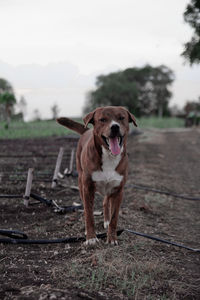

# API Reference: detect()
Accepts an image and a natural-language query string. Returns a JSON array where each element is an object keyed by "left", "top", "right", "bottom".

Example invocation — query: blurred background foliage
[
  {"left": 83, "top": 65, "right": 174, "bottom": 118},
  {"left": 182, "top": 0, "right": 200, "bottom": 64}
]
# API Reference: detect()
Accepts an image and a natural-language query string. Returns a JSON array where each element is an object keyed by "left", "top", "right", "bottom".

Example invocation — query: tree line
[{"left": 84, "top": 65, "right": 174, "bottom": 117}]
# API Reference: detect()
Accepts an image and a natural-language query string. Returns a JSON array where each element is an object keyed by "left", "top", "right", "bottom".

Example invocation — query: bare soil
[{"left": 0, "top": 128, "right": 200, "bottom": 300}]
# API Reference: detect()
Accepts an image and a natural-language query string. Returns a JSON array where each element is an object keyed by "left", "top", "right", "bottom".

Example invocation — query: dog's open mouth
[{"left": 102, "top": 135, "right": 123, "bottom": 156}]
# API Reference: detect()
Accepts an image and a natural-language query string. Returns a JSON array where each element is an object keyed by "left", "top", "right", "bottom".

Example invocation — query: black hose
[
  {"left": 0, "top": 229, "right": 199, "bottom": 252},
  {"left": 126, "top": 184, "right": 200, "bottom": 201},
  {"left": 125, "top": 229, "right": 200, "bottom": 252},
  {"left": 0, "top": 230, "right": 121, "bottom": 244}
]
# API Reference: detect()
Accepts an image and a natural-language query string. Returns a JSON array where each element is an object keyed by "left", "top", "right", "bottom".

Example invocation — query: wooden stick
[
  {"left": 24, "top": 168, "right": 34, "bottom": 207},
  {"left": 52, "top": 147, "right": 64, "bottom": 188},
  {"left": 69, "top": 148, "right": 75, "bottom": 174},
  {"left": 64, "top": 148, "right": 75, "bottom": 175}
]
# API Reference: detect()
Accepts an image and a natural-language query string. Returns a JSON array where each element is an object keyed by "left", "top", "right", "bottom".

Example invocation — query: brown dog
[{"left": 57, "top": 106, "right": 137, "bottom": 245}]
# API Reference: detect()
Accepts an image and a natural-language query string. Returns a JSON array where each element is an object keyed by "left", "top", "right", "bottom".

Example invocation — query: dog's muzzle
[{"left": 102, "top": 124, "right": 123, "bottom": 156}]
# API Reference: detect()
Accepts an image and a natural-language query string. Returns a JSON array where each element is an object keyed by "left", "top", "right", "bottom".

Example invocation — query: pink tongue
[{"left": 109, "top": 137, "right": 121, "bottom": 155}]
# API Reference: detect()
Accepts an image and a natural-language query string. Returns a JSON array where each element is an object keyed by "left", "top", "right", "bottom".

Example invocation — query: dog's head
[{"left": 84, "top": 106, "right": 137, "bottom": 156}]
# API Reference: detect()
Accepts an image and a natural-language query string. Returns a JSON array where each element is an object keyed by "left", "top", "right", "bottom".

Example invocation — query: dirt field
[{"left": 0, "top": 128, "right": 200, "bottom": 300}]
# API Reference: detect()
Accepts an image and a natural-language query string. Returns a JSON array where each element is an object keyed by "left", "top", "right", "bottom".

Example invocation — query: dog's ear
[
  {"left": 127, "top": 111, "right": 137, "bottom": 127},
  {"left": 83, "top": 111, "right": 95, "bottom": 127}
]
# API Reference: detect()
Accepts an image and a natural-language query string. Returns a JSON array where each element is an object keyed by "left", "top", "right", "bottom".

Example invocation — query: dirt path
[{"left": 0, "top": 129, "right": 200, "bottom": 299}]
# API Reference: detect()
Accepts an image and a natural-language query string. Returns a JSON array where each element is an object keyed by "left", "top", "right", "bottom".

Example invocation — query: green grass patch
[
  {"left": 138, "top": 117, "right": 184, "bottom": 129},
  {"left": 0, "top": 117, "right": 185, "bottom": 139},
  {"left": 0, "top": 119, "right": 82, "bottom": 139}
]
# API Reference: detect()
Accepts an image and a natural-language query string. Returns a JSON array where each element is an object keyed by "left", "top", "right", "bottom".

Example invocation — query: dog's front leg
[
  {"left": 82, "top": 177, "right": 98, "bottom": 245},
  {"left": 103, "top": 196, "right": 110, "bottom": 229},
  {"left": 107, "top": 188, "right": 123, "bottom": 245}
]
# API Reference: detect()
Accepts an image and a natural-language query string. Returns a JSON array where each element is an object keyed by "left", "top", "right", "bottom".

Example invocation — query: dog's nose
[
  {"left": 111, "top": 124, "right": 120, "bottom": 131},
  {"left": 111, "top": 124, "right": 120, "bottom": 135}
]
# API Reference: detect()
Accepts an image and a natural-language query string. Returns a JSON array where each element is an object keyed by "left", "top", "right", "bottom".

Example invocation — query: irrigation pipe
[
  {"left": 0, "top": 229, "right": 199, "bottom": 252},
  {"left": 126, "top": 184, "right": 200, "bottom": 201}
]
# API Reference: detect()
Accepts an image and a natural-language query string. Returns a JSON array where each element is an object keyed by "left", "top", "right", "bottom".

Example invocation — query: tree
[
  {"left": 51, "top": 103, "right": 60, "bottom": 119},
  {"left": 0, "top": 92, "right": 16, "bottom": 128},
  {"left": 84, "top": 71, "right": 139, "bottom": 114},
  {"left": 83, "top": 65, "right": 174, "bottom": 117},
  {"left": 0, "top": 78, "right": 16, "bottom": 128},
  {"left": 0, "top": 78, "right": 14, "bottom": 94},
  {"left": 32, "top": 109, "right": 41, "bottom": 121},
  {"left": 145, "top": 65, "right": 174, "bottom": 117},
  {"left": 182, "top": 0, "right": 200, "bottom": 64},
  {"left": 17, "top": 95, "right": 27, "bottom": 120}
]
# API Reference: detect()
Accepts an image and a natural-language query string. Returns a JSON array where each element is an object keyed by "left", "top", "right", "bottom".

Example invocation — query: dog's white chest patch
[{"left": 92, "top": 147, "right": 123, "bottom": 196}]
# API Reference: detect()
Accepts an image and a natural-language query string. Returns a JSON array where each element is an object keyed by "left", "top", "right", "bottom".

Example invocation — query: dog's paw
[
  {"left": 106, "top": 238, "right": 118, "bottom": 246},
  {"left": 104, "top": 221, "right": 110, "bottom": 229},
  {"left": 85, "top": 237, "right": 99, "bottom": 246},
  {"left": 107, "top": 233, "right": 118, "bottom": 245},
  {"left": 110, "top": 239, "right": 118, "bottom": 246}
]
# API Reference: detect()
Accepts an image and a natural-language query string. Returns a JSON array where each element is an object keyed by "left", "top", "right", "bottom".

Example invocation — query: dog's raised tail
[{"left": 57, "top": 117, "right": 89, "bottom": 135}]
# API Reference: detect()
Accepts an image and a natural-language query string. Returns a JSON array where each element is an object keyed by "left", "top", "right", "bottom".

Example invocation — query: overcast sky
[{"left": 0, "top": 0, "right": 199, "bottom": 120}]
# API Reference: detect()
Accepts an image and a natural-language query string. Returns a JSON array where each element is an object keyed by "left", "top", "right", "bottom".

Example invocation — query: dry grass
[{"left": 46, "top": 242, "right": 185, "bottom": 299}]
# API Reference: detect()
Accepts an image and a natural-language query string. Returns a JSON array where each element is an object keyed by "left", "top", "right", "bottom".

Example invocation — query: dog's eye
[
  {"left": 119, "top": 116, "right": 125, "bottom": 121},
  {"left": 100, "top": 118, "right": 106, "bottom": 123}
]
